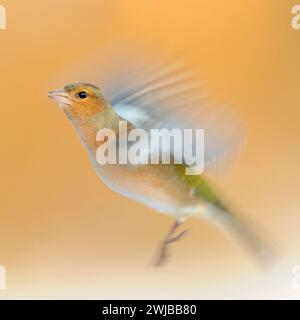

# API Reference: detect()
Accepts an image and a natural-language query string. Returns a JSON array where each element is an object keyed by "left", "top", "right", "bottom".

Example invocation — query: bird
[{"left": 48, "top": 58, "right": 273, "bottom": 268}]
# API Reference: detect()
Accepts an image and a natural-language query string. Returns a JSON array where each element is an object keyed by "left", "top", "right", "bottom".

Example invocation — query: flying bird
[{"left": 48, "top": 56, "right": 273, "bottom": 267}]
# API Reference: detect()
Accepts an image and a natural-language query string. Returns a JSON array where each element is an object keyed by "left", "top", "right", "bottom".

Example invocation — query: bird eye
[{"left": 77, "top": 91, "right": 88, "bottom": 99}]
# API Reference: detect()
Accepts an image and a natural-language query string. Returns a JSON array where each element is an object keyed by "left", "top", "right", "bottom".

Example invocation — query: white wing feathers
[
  {"left": 61, "top": 44, "right": 246, "bottom": 172},
  {"left": 99, "top": 52, "right": 246, "bottom": 171}
]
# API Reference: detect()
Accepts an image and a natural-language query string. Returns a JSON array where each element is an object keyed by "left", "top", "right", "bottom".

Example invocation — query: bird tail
[{"left": 199, "top": 205, "right": 276, "bottom": 269}]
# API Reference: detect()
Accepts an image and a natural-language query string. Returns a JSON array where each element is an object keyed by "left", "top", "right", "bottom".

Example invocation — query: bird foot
[
  {"left": 167, "top": 229, "right": 190, "bottom": 243},
  {"left": 153, "top": 223, "right": 190, "bottom": 267}
]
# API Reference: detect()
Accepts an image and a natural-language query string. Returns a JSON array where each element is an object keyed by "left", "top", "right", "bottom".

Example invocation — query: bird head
[{"left": 48, "top": 83, "right": 110, "bottom": 123}]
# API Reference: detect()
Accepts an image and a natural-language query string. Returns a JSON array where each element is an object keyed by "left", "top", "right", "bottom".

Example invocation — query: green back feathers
[{"left": 174, "top": 164, "right": 225, "bottom": 209}]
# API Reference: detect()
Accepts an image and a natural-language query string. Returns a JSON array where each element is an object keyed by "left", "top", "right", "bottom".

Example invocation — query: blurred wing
[
  {"left": 52, "top": 43, "right": 246, "bottom": 172},
  {"left": 100, "top": 52, "right": 246, "bottom": 171}
]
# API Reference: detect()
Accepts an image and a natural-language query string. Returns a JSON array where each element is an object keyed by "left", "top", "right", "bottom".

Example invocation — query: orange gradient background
[{"left": 0, "top": 0, "right": 299, "bottom": 299}]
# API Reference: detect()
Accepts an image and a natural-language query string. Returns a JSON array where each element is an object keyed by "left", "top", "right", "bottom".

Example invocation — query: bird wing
[
  {"left": 99, "top": 51, "right": 246, "bottom": 172},
  {"left": 59, "top": 43, "right": 246, "bottom": 172}
]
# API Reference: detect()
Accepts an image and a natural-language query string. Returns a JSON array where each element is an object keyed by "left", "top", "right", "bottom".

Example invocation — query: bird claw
[
  {"left": 153, "top": 226, "right": 190, "bottom": 267},
  {"left": 167, "top": 228, "right": 190, "bottom": 243},
  {"left": 154, "top": 247, "right": 170, "bottom": 267}
]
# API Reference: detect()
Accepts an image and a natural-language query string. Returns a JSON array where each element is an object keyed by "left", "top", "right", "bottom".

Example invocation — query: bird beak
[{"left": 48, "top": 89, "right": 70, "bottom": 107}]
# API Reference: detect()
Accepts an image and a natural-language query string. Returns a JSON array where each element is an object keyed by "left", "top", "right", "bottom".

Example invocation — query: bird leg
[{"left": 154, "top": 219, "right": 190, "bottom": 267}]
